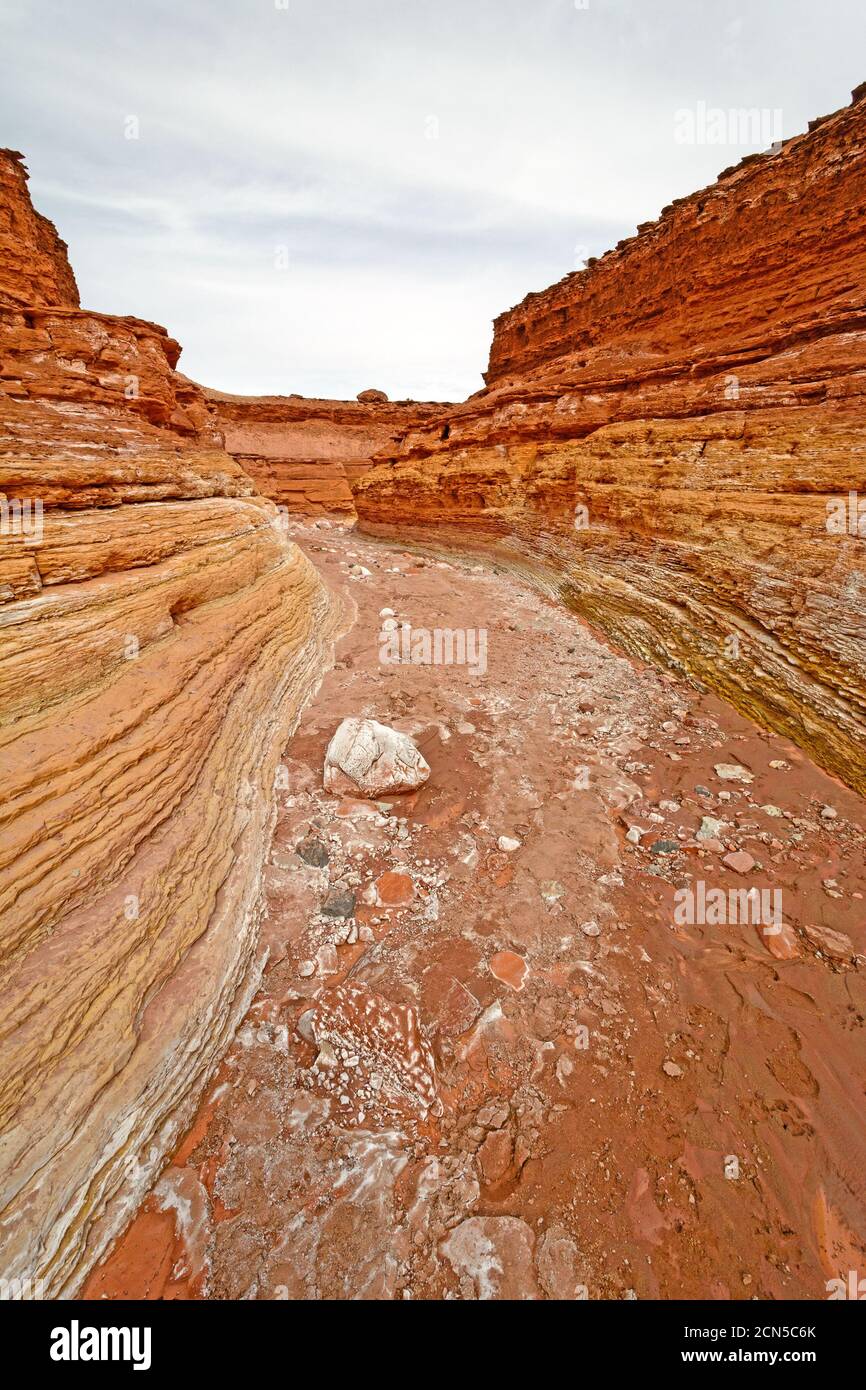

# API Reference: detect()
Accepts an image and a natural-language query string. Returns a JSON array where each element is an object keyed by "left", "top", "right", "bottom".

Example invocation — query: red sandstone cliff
[
  {"left": 202, "top": 385, "right": 448, "bottom": 518},
  {"left": 0, "top": 151, "right": 339, "bottom": 1294},
  {"left": 0, "top": 149, "right": 79, "bottom": 309},
  {"left": 354, "top": 85, "right": 866, "bottom": 796}
]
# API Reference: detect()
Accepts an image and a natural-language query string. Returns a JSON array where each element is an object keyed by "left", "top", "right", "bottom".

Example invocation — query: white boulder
[{"left": 323, "top": 718, "right": 430, "bottom": 798}]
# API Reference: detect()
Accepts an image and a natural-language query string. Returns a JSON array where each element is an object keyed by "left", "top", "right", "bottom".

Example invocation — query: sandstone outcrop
[
  {"left": 0, "top": 149, "right": 79, "bottom": 309},
  {"left": 202, "top": 385, "right": 446, "bottom": 519},
  {"left": 0, "top": 151, "right": 339, "bottom": 1294},
  {"left": 354, "top": 87, "right": 866, "bottom": 796}
]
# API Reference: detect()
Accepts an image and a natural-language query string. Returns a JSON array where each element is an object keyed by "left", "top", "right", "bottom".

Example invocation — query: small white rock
[
  {"left": 714, "top": 763, "right": 754, "bottom": 784},
  {"left": 498, "top": 835, "right": 521, "bottom": 853}
]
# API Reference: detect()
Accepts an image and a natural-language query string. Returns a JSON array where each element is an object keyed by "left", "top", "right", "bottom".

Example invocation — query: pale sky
[{"left": 2, "top": 0, "right": 864, "bottom": 401}]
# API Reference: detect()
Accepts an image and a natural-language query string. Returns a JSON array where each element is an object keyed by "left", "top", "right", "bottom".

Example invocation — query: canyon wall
[
  {"left": 203, "top": 386, "right": 446, "bottom": 518},
  {"left": 354, "top": 87, "right": 866, "bottom": 795},
  {"left": 0, "top": 148, "right": 79, "bottom": 310},
  {"left": 0, "top": 152, "right": 339, "bottom": 1294}
]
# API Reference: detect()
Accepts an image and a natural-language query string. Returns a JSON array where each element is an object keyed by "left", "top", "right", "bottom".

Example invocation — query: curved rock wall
[
  {"left": 0, "top": 158, "right": 339, "bottom": 1294},
  {"left": 354, "top": 87, "right": 866, "bottom": 796}
]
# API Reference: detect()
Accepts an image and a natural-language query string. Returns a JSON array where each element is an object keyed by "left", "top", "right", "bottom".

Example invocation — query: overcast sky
[{"left": 2, "top": 0, "right": 864, "bottom": 401}]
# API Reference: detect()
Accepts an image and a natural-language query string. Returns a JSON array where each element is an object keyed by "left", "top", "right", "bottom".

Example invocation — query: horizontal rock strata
[
  {"left": 202, "top": 386, "right": 446, "bottom": 518},
  {"left": 354, "top": 88, "right": 866, "bottom": 795},
  {"left": 0, "top": 151, "right": 339, "bottom": 1294}
]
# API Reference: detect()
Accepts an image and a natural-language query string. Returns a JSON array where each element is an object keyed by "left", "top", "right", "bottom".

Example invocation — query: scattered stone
[
  {"left": 662, "top": 1060, "right": 683, "bottom": 1078},
  {"left": 714, "top": 763, "right": 754, "bottom": 784},
  {"left": 801, "top": 923, "right": 855, "bottom": 960},
  {"left": 296, "top": 1008, "right": 317, "bottom": 1041},
  {"left": 556, "top": 1053, "right": 575, "bottom": 1086},
  {"left": 477, "top": 1126, "right": 513, "bottom": 1185},
  {"left": 625, "top": 826, "right": 643, "bottom": 844},
  {"left": 535, "top": 1226, "right": 586, "bottom": 1300},
  {"left": 322, "top": 889, "right": 356, "bottom": 919},
  {"left": 316, "top": 943, "right": 339, "bottom": 975},
  {"left": 324, "top": 717, "right": 430, "bottom": 797},
  {"left": 434, "top": 978, "right": 481, "bottom": 1036},
  {"left": 760, "top": 805, "right": 783, "bottom": 818},
  {"left": 697, "top": 816, "right": 726, "bottom": 840},
  {"left": 722, "top": 851, "right": 755, "bottom": 874},
  {"left": 296, "top": 837, "right": 329, "bottom": 867},
  {"left": 580, "top": 920, "right": 601, "bottom": 937},
  {"left": 769, "top": 759, "right": 790, "bottom": 770},
  {"left": 489, "top": 950, "right": 528, "bottom": 991},
  {"left": 649, "top": 840, "right": 680, "bottom": 855},
  {"left": 372, "top": 870, "right": 414, "bottom": 906},
  {"left": 306, "top": 981, "right": 436, "bottom": 1114},
  {"left": 440, "top": 1217, "right": 539, "bottom": 1300},
  {"left": 497, "top": 835, "right": 521, "bottom": 852},
  {"left": 820, "top": 805, "right": 838, "bottom": 821},
  {"left": 540, "top": 880, "right": 566, "bottom": 904},
  {"left": 298, "top": 960, "right": 316, "bottom": 978},
  {"left": 758, "top": 920, "right": 801, "bottom": 961}
]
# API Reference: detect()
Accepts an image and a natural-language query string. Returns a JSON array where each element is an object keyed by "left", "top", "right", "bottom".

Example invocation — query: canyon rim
[{"left": 1, "top": 0, "right": 866, "bottom": 1351}]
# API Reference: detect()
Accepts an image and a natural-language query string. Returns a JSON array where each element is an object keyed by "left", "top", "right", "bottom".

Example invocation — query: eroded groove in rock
[
  {"left": 353, "top": 89, "right": 866, "bottom": 795},
  {"left": 0, "top": 151, "right": 340, "bottom": 1295}
]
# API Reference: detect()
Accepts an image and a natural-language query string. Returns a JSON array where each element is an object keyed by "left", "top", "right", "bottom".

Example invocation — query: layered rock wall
[
  {"left": 354, "top": 88, "right": 866, "bottom": 795},
  {"left": 0, "top": 153, "right": 338, "bottom": 1294},
  {"left": 203, "top": 386, "right": 446, "bottom": 518},
  {"left": 0, "top": 149, "right": 79, "bottom": 309}
]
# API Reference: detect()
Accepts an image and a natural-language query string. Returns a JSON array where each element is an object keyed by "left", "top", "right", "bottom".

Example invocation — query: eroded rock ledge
[
  {"left": 202, "top": 385, "right": 447, "bottom": 519},
  {"left": 354, "top": 87, "right": 866, "bottom": 795},
  {"left": 0, "top": 152, "right": 339, "bottom": 1293}
]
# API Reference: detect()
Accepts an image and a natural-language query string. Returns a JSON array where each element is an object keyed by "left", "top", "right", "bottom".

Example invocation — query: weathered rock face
[
  {"left": 202, "top": 386, "right": 447, "bottom": 518},
  {"left": 354, "top": 88, "right": 866, "bottom": 795},
  {"left": 0, "top": 149, "right": 79, "bottom": 309},
  {"left": 0, "top": 156, "right": 339, "bottom": 1294}
]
